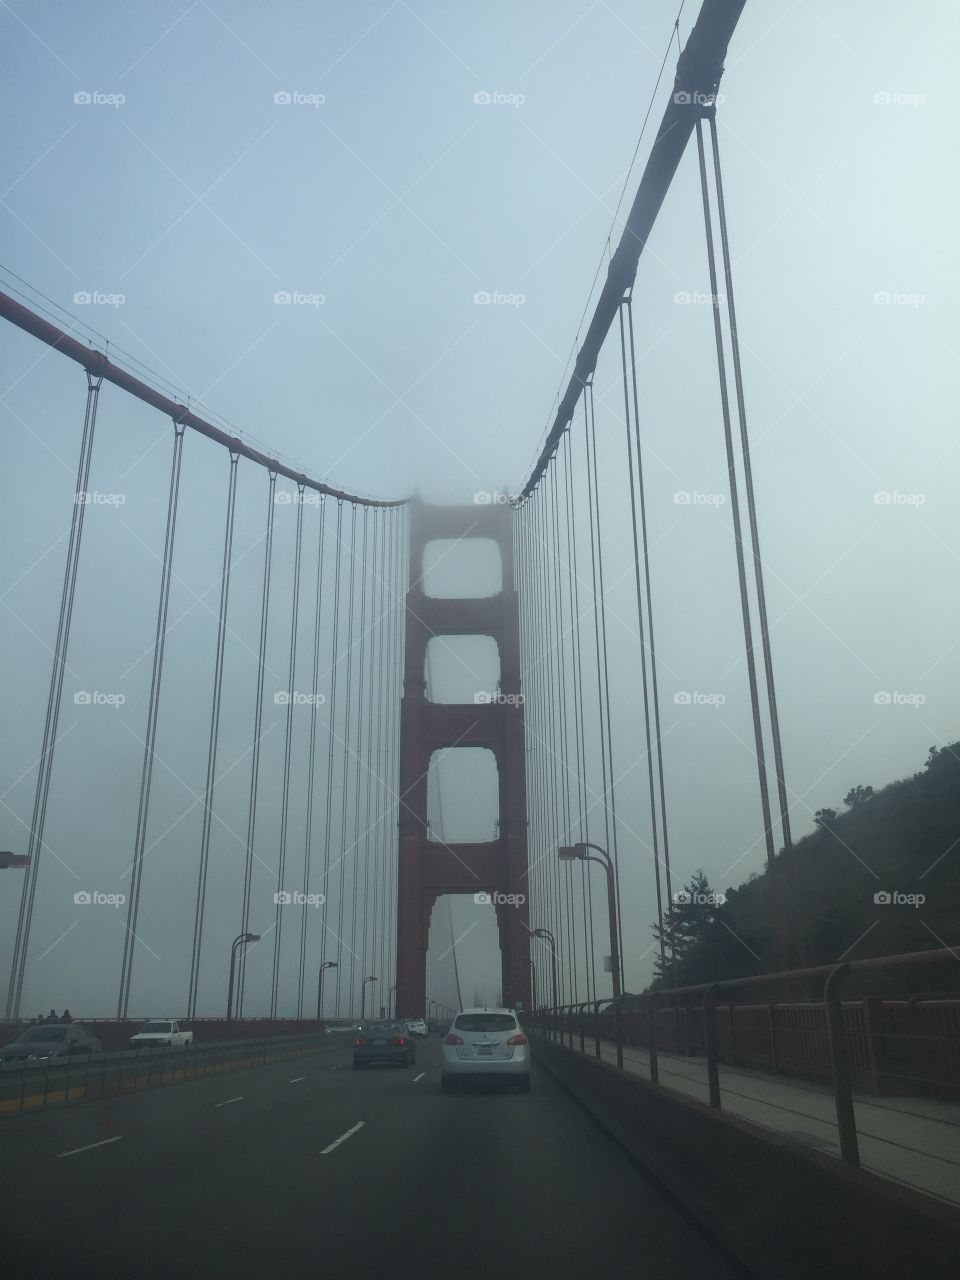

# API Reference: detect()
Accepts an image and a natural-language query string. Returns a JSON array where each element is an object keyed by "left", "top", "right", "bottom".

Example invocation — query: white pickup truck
[{"left": 128, "top": 1020, "right": 193, "bottom": 1050}]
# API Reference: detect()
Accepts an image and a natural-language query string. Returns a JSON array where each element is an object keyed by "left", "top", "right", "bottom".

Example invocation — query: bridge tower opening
[{"left": 395, "top": 500, "right": 531, "bottom": 1017}]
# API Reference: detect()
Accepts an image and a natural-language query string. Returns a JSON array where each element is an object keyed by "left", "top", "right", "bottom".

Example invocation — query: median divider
[
  {"left": 531, "top": 1033, "right": 960, "bottom": 1280},
  {"left": 0, "top": 1032, "right": 353, "bottom": 1116}
]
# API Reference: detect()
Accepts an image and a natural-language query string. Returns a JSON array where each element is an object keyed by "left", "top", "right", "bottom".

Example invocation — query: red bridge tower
[{"left": 395, "top": 500, "right": 531, "bottom": 1016}]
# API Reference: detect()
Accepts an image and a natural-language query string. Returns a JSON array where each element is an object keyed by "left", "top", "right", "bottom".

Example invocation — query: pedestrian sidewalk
[{"left": 575, "top": 1036, "right": 960, "bottom": 1205}]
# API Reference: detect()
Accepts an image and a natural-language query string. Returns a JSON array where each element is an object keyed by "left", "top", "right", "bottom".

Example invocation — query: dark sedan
[
  {"left": 353, "top": 1022, "right": 416, "bottom": 1069},
  {"left": 0, "top": 1024, "right": 101, "bottom": 1065}
]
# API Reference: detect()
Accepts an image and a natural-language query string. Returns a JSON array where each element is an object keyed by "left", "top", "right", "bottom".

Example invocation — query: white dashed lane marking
[
  {"left": 215, "top": 1096, "right": 244, "bottom": 1108},
  {"left": 57, "top": 1136, "right": 123, "bottom": 1159},
  {"left": 413, "top": 1072, "right": 425, "bottom": 1082},
  {"left": 320, "top": 1121, "right": 365, "bottom": 1155},
  {"left": 289, "top": 1077, "right": 305, "bottom": 1083}
]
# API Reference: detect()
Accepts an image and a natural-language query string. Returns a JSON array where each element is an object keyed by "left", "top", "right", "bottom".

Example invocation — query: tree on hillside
[
  {"left": 652, "top": 869, "right": 728, "bottom": 985},
  {"left": 844, "top": 784, "right": 875, "bottom": 807},
  {"left": 814, "top": 808, "right": 838, "bottom": 828}
]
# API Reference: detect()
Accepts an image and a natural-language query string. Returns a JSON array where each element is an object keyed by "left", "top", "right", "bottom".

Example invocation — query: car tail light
[
  {"left": 507, "top": 1033, "right": 528, "bottom": 1046},
  {"left": 354, "top": 1038, "right": 368, "bottom": 1047},
  {"left": 390, "top": 1037, "right": 408, "bottom": 1046},
  {"left": 443, "top": 1032, "right": 464, "bottom": 1045}
]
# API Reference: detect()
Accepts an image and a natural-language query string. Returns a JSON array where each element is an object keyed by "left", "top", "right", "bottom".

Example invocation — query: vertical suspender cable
[
  {"left": 626, "top": 294, "right": 677, "bottom": 978},
  {"left": 363, "top": 510, "right": 385, "bottom": 989},
  {"left": 695, "top": 115, "right": 783, "bottom": 964},
  {"left": 187, "top": 450, "right": 239, "bottom": 1018},
  {"left": 319, "top": 502, "right": 345, "bottom": 998},
  {"left": 618, "top": 300, "right": 668, "bottom": 977},
  {"left": 535, "top": 489, "right": 560, "bottom": 997},
  {"left": 271, "top": 484, "right": 306, "bottom": 1018},
  {"left": 349, "top": 509, "right": 370, "bottom": 1008},
  {"left": 550, "top": 455, "right": 577, "bottom": 1004},
  {"left": 563, "top": 427, "right": 596, "bottom": 1004},
  {"left": 118, "top": 417, "right": 187, "bottom": 1020},
  {"left": 585, "top": 382, "right": 626, "bottom": 993},
  {"left": 237, "top": 470, "right": 278, "bottom": 1014},
  {"left": 528, "top": 496, "right": 546, "bottom": 972},
  {"left": 335, "top": 505, "right": 358, "bottom": 1016},
  {"left": 297, "top": 497, "right": 327, "bottom": 1018},
  {"left": 376, "top": 509, "right": 394, "bottom": 994},
  {"left": 6, "top": 369, "right": 104, "bottom": 1020},
  {"left": 708, "top": 111, "right": 803, "bottom": 967}
]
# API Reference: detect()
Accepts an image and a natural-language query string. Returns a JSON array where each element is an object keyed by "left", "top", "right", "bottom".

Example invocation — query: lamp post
[
  {"left": 360, "top": 975, "right": 377, "bottom": 1022},
  {"left": 559, "top": 843, "right": 621, "bottom": 999},
  {"left": 388, "top": 984, "right": 397, "bottom": 1018},
  {"left": 317, "top": 960, "right": 338, "bottom": 1022},
  {"left": 529, "top": 958, "right": 538, "bottom": 1011},
  {"left": 531, "top": 927, "right": 559, "bottom": 1010},
  {"left": 227, "top": 933, "right": 260, "bottom": 1020}
]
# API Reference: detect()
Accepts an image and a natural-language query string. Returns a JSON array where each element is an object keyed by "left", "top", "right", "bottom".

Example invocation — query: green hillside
[{"left": 649, "top": 742, "right": 960, "bottom": 996}]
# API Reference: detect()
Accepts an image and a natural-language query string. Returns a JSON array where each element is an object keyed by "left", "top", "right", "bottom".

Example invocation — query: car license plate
[
  {"left": 373, "top": 1039, "right": 387, "bottom": 1046},
  {"left": 478, "top": 1046, "right": 493, "bottom": 1056}
]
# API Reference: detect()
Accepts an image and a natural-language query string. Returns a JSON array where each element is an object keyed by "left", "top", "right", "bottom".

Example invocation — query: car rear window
[{"left": 454, "top": 1014, "right": 517, "bottom": 1032}]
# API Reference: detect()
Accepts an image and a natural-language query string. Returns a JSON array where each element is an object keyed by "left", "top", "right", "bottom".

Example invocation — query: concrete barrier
[{"left": 533, "top": 1035, "right": 960, "bottom": 1280}]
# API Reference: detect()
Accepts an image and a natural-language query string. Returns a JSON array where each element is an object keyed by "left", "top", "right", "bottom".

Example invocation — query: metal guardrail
[
  {"left": 0, "top": 1030, "right": 335, "bottom": 1117},
  {"left": 526, "top": 946, "right": 960, "bottom": 1169}
]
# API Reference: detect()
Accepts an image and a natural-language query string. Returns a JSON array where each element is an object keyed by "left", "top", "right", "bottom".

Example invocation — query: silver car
[{"left": 440, "top": 1008, "right": 530, "bottom": 1093}]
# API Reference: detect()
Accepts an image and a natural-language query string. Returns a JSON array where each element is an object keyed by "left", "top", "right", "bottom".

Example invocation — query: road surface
[{"left": 1, "top": 1036, "right": 745, "bottom": 1279}]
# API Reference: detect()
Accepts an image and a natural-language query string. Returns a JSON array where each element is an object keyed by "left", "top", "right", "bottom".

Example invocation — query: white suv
[{"left": 440, "top": 1008, "right": 530, "bottom": 1094}]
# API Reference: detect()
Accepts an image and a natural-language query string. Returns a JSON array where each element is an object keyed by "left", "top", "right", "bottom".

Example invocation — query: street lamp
[
  {"left": 529, "top": 958, "right": 538, "bottom": 1011},
  {"left": 531, "top": 927, "right": 559, "bottom": 1010},
  {"left": 317, "top": 960, "right": 338, "bottom": 1022},
  {"left": 360, "top": 975, "right": 377, "bottom": 1022},
  {"left": 227, "top": 933, "right": 260, "bottom": 1020},
  {"left": 388, "top": 984, "right": 397, "bottom": 1017},
  {"left": 559, "top": 842, "right": 621, "bottom": 999}
]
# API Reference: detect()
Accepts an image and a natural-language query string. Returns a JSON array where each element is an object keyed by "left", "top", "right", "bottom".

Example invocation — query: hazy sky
[{"left": 2, "top": 1, "right": 959, "bottom": 1015}]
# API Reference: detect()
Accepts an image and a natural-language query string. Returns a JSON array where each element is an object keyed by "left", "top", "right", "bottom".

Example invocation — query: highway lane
[{"left": 1, "top": 1037, "right": 747, "bottom": 1280}]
